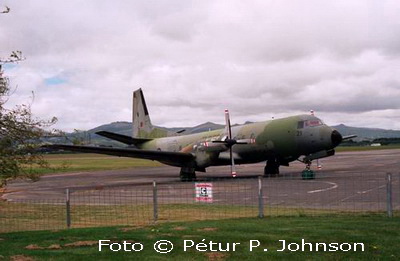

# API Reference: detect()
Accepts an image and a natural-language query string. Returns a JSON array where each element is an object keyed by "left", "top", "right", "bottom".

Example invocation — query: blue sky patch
[
  {"left": 44, "top": 76, "right": 67, "bottom": 85},
  {"left": 2, "top": 64, "right": 17, "bottom": 70}
]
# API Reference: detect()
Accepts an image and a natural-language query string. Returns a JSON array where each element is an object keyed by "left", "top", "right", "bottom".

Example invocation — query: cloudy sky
[{"left": 1, "top": 0, "right": 400, "bottom": 131}]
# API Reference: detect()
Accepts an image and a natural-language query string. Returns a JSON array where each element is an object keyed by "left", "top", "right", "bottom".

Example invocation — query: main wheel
[
  {"left": 264, "top": 159, "right": 280, "bottom": 176},
  {"left": 180, "top": 167, "right": 196, "bottom": 181}
]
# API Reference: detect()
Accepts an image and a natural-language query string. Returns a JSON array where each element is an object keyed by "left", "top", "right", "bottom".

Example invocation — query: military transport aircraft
[{"left": 45, "top": 89, "right": 355, "bottom": 181}]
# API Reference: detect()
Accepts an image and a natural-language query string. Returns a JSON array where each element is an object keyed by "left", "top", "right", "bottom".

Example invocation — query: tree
[{"left": 1, "top": 7, "right": 57, "bottom": 186}]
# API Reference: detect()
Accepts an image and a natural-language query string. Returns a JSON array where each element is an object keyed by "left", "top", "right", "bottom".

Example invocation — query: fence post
[
  {"left": 386, "top": 173, "right": 393, "bottom": 218},
  {"left": 258, "top": 176, "right": 264, "bottom": 218},
  {"left": 153, "top": 180, "right": 158, "bottom": 222},
  {"left": 65, "top": 188, "right": 71, "bottom": 228}
]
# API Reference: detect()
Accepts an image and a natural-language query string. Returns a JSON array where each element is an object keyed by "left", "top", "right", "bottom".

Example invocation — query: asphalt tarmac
[{"left": 2, "top": 149, "right": 400, "bottom": 211}]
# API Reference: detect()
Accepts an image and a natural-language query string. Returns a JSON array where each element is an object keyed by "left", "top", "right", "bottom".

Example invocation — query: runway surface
[{"left": 2, "top": 149, "right": 400, "bottom": 211}]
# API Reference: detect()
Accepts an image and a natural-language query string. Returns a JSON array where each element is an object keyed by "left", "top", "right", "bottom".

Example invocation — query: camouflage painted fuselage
[
  {"left": 45, "top": 88, "right": 344, "bottom": 179},
  {"left": 138, "top": 114, "right": 338, "bottom": 169}
]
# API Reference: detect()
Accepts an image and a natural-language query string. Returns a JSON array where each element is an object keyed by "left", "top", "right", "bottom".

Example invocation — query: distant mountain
[
  {"left": 186, "top": 122, "right": 224, "bottom": 134},
  {"left": 88, "top": 121, "right": 224, "bottom": 136},
  {"left": 45, "top": 121, "right": 400, "bottom": 146},
  {"left": 44, "top": 121, "right": 225, "bottom": 147},
  {"left": 332, "top": 124, "right": 400, "bottom": 141},
  {"left": 89, "top": 121, "right": 132, "bottom": 136}
]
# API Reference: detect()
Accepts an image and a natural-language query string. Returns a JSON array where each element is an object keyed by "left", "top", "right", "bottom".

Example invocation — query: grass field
[
  {"left": 1, "top": 198, "right": 396, "bottom": 234},
  {"left": 0, "top": 201, "right": 258, "bottom": 233},
  {"left": 0, "top": 216, "right": 399, "bottom": 260},
  {"left": 29, "top": 153, "right": 162, "bottom": 175},
  {"left": 336, "top": 144, "right": 400, "bottom": 152}
]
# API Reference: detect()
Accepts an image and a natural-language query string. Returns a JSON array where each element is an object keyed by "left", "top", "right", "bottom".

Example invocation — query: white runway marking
[
  {"left": 338, "top": 183, "right": 387, "bottom": 203},
  {"left": 307, "top": 182, "right": 338, "bottom": 194},
  {"left": 357, "top": 185, "right": 386, "bottom": 194}
]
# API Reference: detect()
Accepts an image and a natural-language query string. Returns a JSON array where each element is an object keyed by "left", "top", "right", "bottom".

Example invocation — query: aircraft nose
[{"left": 331, "top": 130, "right": 343, "bottom": 147}]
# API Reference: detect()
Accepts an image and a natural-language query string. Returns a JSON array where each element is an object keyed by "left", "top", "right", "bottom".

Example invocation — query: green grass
[
  {"left": 0, "top": 201, "right": 259, "bottom": 233},
  {"left": 28, "top": 153, "right": 162, "bottom": 175},
  {"left": 1, "top": 199, "right": 395, "bottom": 234},
  {"left": 336, "top": 144, "right": 400, "bottom": 152},
  {"left": 0, "top": 216, "right": 399, "bottom": 260}
]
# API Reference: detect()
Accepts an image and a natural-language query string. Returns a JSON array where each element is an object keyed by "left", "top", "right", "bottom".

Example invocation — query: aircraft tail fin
[{"left": 133, "top": 88, "right": 169, "bottom": 138}]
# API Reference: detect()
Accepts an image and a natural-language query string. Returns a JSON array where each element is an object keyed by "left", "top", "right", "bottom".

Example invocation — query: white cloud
[{"left": 1, "top": 0, "right": 400, "bottom": 131}]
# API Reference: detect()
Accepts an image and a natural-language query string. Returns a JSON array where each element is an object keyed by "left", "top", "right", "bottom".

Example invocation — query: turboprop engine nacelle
[{"left": 193, "top": 142, "right": 224, "bottom": 169}]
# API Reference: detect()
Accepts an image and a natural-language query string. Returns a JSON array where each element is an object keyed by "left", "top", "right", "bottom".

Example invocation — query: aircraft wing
[
  {"left": 43, "top": 144, "right": 194, "bottom": 167},
  {"left": 96, "top": 131, "right": 152, "bottom": 145}
]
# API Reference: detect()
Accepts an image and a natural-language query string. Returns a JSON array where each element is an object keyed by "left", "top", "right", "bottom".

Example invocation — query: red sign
[{"left": 195, "top": 183, "right": 213, "bottom": 203}]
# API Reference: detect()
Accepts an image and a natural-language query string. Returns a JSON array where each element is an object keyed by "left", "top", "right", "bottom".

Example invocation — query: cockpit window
[
  {"left": 305, "top": 120, "right": 323, "bottom": 127},
  {"left": 298, "top": 119, "right": 324, "bottom": 129}
]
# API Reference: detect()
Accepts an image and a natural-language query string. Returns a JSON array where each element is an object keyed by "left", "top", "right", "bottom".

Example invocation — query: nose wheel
[{"left": 302, "top": 160, "right": 315, "bottom": 180}]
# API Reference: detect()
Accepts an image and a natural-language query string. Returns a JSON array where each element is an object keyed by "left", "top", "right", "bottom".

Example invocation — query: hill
[
  {"left": 332, "top": 124, "right": 400, "bottom": 141},
  {"left": 46, "top": 121, "right": 400, "bottom": 146}
]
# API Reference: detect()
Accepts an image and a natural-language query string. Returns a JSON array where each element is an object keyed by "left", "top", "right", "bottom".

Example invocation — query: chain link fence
[{"left": 1, "top": 172, "right": 399, "bottom": 233}]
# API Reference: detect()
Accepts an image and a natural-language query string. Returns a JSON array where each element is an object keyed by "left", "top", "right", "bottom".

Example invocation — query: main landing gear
[
  {"left": 180, "top": 167, "right": 196, "bottom": 182},
  {"left": 264, "top": 158, "right": 280, "bottom": 176}
]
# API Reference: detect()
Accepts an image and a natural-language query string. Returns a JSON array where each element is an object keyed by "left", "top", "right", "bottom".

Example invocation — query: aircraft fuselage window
[
  {"left": 305, "top": 120, "right": 323, "bottom": 127},
  {"left": 297, "top": 121, "right": 305, "bottom": 129}
]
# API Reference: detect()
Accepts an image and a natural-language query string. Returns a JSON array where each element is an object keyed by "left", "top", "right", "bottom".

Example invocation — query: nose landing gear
[{"left": 301, "top": 160, "right": 315, "bottom": 180}]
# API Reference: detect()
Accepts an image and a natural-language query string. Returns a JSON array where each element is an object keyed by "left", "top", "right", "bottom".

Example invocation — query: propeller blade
[
  {"left": 225, "top": 109, "right": 237, "bottom": 177},
  {"left": 224, "top": 109, "right": 232, "bottom": 139},
  {"left": 212, "top": 140, "right": 227, "bottom": 144},
  {"left": 236, "top": 138, "right": 254, "bottom": 144},
  {"left": 230, "top": 147, "right": 236, "bottom": 177}
]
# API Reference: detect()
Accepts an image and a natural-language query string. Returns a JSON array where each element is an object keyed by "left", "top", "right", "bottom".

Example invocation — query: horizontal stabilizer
[
  {"left": 96, "top": 131, "right": 152, "bottom": 145},
  {"left": 43, "top": 144, "right": 194, "bottom": 167}
]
